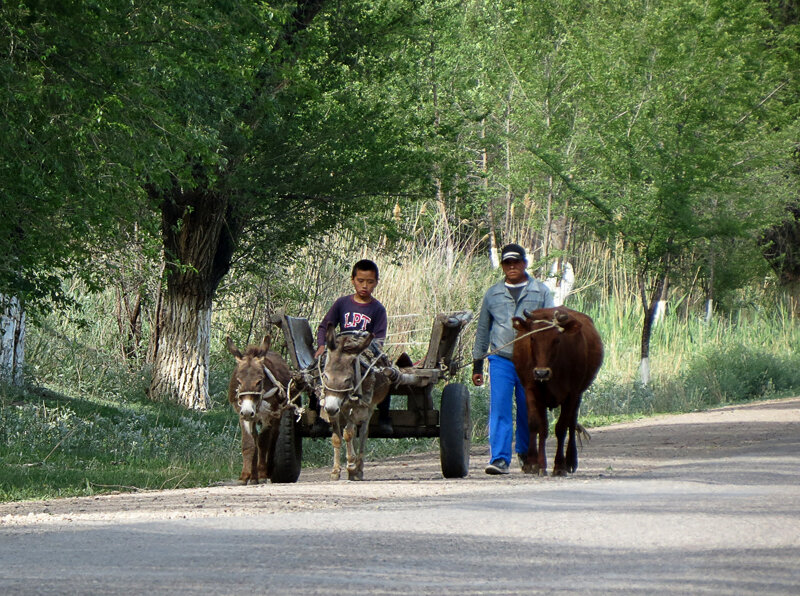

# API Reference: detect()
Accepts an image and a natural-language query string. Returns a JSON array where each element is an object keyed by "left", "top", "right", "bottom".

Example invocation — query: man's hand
[
  {"left": 314, "top": 345, "right": 325, "bottom": 358},
  {"left": 472, "top": 373, "right": 484, "bottom": 387}
]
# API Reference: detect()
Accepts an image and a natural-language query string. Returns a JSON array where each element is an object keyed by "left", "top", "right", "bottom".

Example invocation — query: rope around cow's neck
[{"left": 454, "top": 316, "right": 564, "bottom": 371}]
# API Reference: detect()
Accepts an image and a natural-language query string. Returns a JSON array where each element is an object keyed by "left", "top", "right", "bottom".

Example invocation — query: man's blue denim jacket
[{"left": 472, "top": 276, "right": 554, "bottom": 367}]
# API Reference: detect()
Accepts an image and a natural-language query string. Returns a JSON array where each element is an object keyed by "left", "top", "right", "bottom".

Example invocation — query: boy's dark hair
[{"left": 351, "top": 259, "right": 379, "bottom": 280}]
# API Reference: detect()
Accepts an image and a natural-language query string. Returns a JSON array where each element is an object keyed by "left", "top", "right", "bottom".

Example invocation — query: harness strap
[{"left": 235, "top": 367, "right": 304, "bottom": 422}]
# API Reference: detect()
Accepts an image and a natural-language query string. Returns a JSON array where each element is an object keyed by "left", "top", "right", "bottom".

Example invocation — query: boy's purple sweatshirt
[{"left": 316, "top": 295, "right": 387, "bottom": 347}]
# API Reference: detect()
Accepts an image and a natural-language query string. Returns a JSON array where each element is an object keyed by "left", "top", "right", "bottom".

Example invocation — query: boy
[{"left": 314, "top": 259, "right": 392, "bottom": 434}]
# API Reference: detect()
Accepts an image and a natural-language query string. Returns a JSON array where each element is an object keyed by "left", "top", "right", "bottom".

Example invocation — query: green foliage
[
  {"left": 682, "top": 344, "right": 800, "bottom": 405},
  {"left": 0, "top": 384, "right": 240, "bottom": 501}
]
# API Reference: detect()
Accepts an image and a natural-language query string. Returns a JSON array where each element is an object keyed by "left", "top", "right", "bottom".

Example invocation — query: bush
[{"left": 682, "top": 344, "right": 800, "bottom": 406}]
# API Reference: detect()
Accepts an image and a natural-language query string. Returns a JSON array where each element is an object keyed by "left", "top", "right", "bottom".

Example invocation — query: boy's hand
[
  {"left": 314, "top": 345, "right": 325, "bottom": 358},
  {"left": 472, "top": 373, "right": 484, "bottom": 387}
]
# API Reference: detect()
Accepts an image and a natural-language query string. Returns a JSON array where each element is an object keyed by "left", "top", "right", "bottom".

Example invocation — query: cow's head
[
  {"left": 512, "top": 309, "right": 582, "bottom": 382},
  {"left": 320, "top": 326, "right": 374, "bottom": 417},
  {"left": 226, "top": 335, "right": 282, "bottom": 420}
]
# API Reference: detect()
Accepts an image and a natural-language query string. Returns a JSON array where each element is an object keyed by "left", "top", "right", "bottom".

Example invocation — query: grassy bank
[{"left": 2, "top": 238, "right": 799, "bottom": 503}]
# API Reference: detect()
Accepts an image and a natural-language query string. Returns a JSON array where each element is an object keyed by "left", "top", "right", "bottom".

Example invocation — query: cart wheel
[
  {"left": 439, "top": 382, "right": 470, "bottom": 478},
  {"left": 270, "top": 409, "right": 302, "bottom": 483}
]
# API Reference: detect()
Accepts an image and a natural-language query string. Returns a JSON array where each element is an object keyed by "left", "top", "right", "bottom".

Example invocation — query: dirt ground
[{"left": 2, "top": 396, "right": 798, "bottom": 528}]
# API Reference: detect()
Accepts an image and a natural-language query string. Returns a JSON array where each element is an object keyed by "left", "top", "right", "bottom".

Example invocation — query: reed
[{"left": 3, "top": 208, "right": 798, "bottom": 501}]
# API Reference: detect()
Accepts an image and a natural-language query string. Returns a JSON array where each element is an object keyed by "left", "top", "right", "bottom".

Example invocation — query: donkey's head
[
  {"left": 226, "top": 335, "right": 282, "bottom": 420},
  {"left": 320, "top": 326, "right": 374, "bottom": 417}
]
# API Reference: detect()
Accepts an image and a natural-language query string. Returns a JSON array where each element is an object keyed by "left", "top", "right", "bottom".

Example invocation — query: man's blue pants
[{"left": 487, "top": 354, "right": 529, "bottom": 464}]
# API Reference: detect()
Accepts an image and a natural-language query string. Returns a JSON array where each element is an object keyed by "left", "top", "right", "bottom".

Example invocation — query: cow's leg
[
  {"left": 520, "top": 388, "right": 537, "bottom": 474},
  {"left": 552, "top": 405, "right": 570, "bottom": 476},
  {"left": 536, "top": 410, "right": 548, "bottom": 477},
  {"left": 239, "top": 418, "right": 258, "bottom": 485},
  {"left": 526, "top": 394, "right": 548, "bottom": 476},
  {"left": 564, "top": 400, "right": 582, "bottom": 474},
  {"left": 554, "top": 397, "right": 582, "bottom": 475},
  {"left": 330, "top": 430, "right": 342, "bottom": 481}
]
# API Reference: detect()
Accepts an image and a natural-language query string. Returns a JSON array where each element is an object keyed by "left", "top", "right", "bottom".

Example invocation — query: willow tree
[
  {"left": 1, "top": 3, "right": 146, "bottom": 383},
  {"left": 123, "top": 1, "right": 429, "bottom": 408},
  {"left": 2, "top": 1, "right": 430, "bottom": 407}
]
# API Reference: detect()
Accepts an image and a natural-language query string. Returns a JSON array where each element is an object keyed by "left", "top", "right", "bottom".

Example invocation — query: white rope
[
  {"left": 456, "top": 316, "right": 564, "bottom": 371},
  {"left": 235, "top": 365, "right": 304, "bottom": 422}
]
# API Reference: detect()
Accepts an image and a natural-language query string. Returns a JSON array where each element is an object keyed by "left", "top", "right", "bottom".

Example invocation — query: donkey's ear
[
  {"left": 326, "top": 324, "right": 337, "bottom": 352},
  {"left": 226, "top": 336, "right": 243, "bottom": 359},
  {"left": 259, "top": 334, "right": 272, "bottom": 353}
]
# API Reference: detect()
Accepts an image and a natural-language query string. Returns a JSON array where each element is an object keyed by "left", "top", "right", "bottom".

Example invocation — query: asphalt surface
[{"left": 1, "top": 398, "right": 799, "bottom": 595}]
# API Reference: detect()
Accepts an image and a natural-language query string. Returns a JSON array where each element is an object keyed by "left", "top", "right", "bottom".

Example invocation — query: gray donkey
[{"left": 319, "top": 326, "right": 390, "bottom": 480}]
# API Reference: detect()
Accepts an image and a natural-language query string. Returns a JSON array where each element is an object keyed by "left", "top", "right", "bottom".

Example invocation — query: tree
[
  {"left": 1, "top": 2, "right": 148, "bottom": 382},
  {"left": 563, "top": 0, "right": 797, "bottom": 382},
  {"left": 2, "top": 1, "right": 433, "bottom": 406}
]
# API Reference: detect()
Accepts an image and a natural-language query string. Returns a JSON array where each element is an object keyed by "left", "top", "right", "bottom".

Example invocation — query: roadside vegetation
[
  {"left": 2, "top": 233, "right": 798, "bottom": 503},
  {"left": 2, "top": 1, "right": 799, "bottom": 503}
]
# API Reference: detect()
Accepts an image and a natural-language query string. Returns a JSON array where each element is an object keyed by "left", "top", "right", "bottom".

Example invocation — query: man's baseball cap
[{"left": 500, "top": 243, "right": 526, "bottom": 262}]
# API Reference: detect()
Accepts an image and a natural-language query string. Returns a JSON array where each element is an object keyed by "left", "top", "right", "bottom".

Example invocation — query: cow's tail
[{"left": 576, "top": 423, "right": 591, "bottom": 449}]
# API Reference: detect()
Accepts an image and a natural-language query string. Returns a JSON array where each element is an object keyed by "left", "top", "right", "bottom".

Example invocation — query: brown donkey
[{"left": 226, "top": 335, "right": 293, "bottom": 484}]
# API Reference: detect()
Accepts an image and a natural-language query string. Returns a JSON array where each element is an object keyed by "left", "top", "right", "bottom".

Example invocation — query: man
[
  {"left": 472, "top": 243, "right": 554, "bottom": 475},
  {"left": 314, "top": 259, "right": 392, "bottom": 434}
]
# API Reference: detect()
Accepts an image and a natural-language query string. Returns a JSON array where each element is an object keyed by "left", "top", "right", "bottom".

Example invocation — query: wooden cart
[{"left": 267, "top": 309, "right": 473, "bottom": 482}]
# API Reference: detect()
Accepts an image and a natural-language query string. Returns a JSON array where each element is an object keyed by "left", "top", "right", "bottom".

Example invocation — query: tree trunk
[
  {"left": 481, "top": 119, "right": 500, "bottom": 268},
  {"left": 115, "top": 285, "right": 142, "bottom": 362},
  {"left": 638, "top": 274, "right": 666, "bottom": 386},
  {"left": 435, "top": 178, "right": 455, "bottom": 270},
  {"left": 149, "top": 289, "right": 213, "bottom": 409},
  {"left": 704, "top": 250, "right": 715, "bottom": 324},
  {"left": 0, "top": 295, "right": 25, "bottom": 386},
  {"left": 147, "top": 187, "right": 237, "bottom": 409},
  {"left": 653, "top": 276, "right": 669, "bottom": 325},
  {"left": 145, "top": 0, "right": 322, "bottom": 409},
  {"left": 502, "top": 86, "right": 514, "bottom": 240}
]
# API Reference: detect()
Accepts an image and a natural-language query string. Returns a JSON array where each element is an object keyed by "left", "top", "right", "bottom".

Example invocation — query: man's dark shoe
[{"left": 485, "top": 459, "right": 510, "bottom": 475}]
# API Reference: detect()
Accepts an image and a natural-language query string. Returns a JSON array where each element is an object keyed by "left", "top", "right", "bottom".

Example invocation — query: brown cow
[
  {"left": 226, "top": 335, "right": 293, "bottom": 484},
  {"left": 319, "top": 327, "right": 390, "bottom": 480},
  {"left": 511, "top": 307, "right": 603, "bottom": 476}
]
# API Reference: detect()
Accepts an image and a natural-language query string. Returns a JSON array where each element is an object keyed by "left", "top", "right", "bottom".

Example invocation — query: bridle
[
  {"left": 318, "top": 343, "right": 383, "bottom": 401},
  {"left": 236, "top": 364, "right": 304, "bottom": 421},
  {"left": 454, "top": 315, "right": 564, "bottom": 371}
]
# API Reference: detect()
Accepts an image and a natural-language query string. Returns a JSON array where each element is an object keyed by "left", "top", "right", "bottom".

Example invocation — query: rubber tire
[
  {"left": 439, "top": 382, "right": 471, "bottom": 478},
  {"left": 270, "top": 410, "right": 302, "bottom": 483}
]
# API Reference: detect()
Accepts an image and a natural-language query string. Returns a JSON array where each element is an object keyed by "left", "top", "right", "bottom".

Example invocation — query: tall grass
[{"left": 3, "top": 212, "right": 799, "bottom": 501}]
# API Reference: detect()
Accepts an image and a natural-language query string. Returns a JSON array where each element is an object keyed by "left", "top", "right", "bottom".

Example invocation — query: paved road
[{"left": 1, "top": 398, "right": 799, "bottom": 595}]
